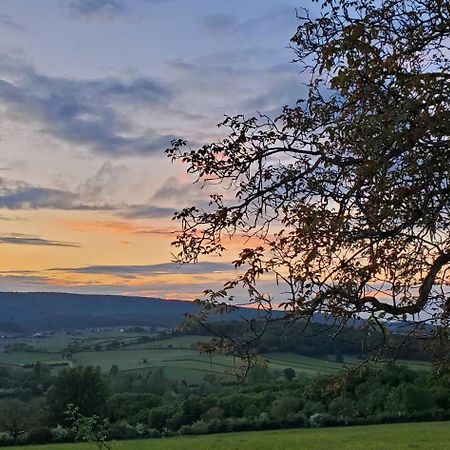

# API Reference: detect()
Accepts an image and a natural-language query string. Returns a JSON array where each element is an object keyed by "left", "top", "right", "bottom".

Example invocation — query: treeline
[
  {"left": 0, "top": 362, "right": 449, "bottom": 446},
  {"left": 181, "top": 320, "right": 433, "bottom": 361}
]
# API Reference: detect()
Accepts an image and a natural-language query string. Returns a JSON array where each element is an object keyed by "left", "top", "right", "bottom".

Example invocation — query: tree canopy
[
  {"left": 167, "top": 0, "right": 450, "bottom": 361},
  {"left": 47, "top": 366, "right": 108, "bottom": 424}
]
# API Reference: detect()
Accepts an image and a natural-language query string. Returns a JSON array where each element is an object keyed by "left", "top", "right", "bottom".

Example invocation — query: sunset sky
[{"left": 0, "top": 0, "right": 307, "bottom": 300}]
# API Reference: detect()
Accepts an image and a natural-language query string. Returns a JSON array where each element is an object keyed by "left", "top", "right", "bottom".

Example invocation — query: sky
[{"left": 0, "top": 0, "right": 310, "bottom": 300}]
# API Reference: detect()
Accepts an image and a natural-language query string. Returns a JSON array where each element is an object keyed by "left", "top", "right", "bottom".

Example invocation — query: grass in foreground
[{"left": 7, "top": 422, "right": 450, "bottom": 450}]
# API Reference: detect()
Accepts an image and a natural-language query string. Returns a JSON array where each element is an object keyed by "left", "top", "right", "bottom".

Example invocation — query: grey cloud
[
  {"left": 120, "top": 204, "right": 175, "bottom": 219},
  {"left": 0, "top": 177, "right": 113, "bottom": 210},
  {"left": 49, "top": 261, "right": 234, "bottom": 276},
  {"left": 143, "top": 0, "right": 184, "bottom": 4},
  {"left": 63, "top": 0, "right": 186, "bottom": 22},
  {"left": 0, "top": 58, "right": 176, "bottom": 156},
  {"left": 0, "top": 233, "right": 80, "bottom": 247},
  {"left": 89, "top": 77, "right": 173, "bottom": 103},
  {"left": 0, "top": 176, "right": 177, "bottom": 216},
  {"left": 168, "top": 58, "right": 303, "bottom": 117},
  {"left": 64, "top": 0, "right": 128, "bottom": 21},
  {"left": 203, "top": 14, "right": 237, "bottom": 33},
  {"left": 76, "top": 161, "right": 131, "bottom": 201},
  {"left": 240, "top": 6, "right": 296, "bottom": 35},
  {"left": 0, "top": 14, "right": 24, "bottom": 31},
  {"left": 132, "top": 228, "right": 175, "bottom": 235},
  {"left": 242, "top": 65, "right": 302, "bottom": 111},
  {"left": 202, "top": 6, "right": 296, "bottom": 36},
  {"left": 194, "top": 47, "right": 277, "bottom": 68},
  {"left": 152, "top": 176, "right": 203, "bottom": 203},
  {"left": 0, "top": 274, "right": 52, "bottom": 287}
]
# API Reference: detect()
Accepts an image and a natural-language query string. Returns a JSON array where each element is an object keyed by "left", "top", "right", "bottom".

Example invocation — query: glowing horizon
[{"left": 0, "top": 0, "right": 309, "bottom": 300}]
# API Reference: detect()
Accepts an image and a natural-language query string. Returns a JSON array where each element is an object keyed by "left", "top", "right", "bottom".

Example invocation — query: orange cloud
[{"left": 62, "top": 220, "right": 177, "bottom": 235}]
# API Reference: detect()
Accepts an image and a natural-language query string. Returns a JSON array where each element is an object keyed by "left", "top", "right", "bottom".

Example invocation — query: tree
[
  {"left": 167, "top": 0, "right": 450, "bottom": 362},
  {"left": 108, "top": 392, "right": 160, "bottom": 423},
  {"left": 109, "top": 365, "right": 119, "bottom": 377},
  {"left": 147, "top": 368, "right": 171, "bottom": 395},
  {"left": 401, "top": 383, "right": 434, "bottom": 413},
  {"left": 0, "top": 399, "right": 45, "bottom": 444},
  {"left": 270, "top": 396, "right": 303, "bottom": 423},
  {"left": 247, "top": 365, "right": 272, "bottom": 383},
  {"left": 47, "top": 366, "right": 108, "bottom": 424},
  {"left": 283, "top": 368, "right": 296, "bottom": 381}
]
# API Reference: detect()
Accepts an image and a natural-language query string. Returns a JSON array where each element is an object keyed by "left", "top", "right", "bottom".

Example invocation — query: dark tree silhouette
[
  {"left": 283, "top": 368, "right": 296, "bottom": 381},
  {"left": 47, "top": 366, "right": 108, "bottom": 424},
  {"left": 167, "top": 0, "right": 450, "bottom": 365}
]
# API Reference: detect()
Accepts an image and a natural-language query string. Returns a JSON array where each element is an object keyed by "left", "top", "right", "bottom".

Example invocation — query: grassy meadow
[
  {"left": 0, "top": 330, "right": 431, "bottom": 383},
  {"left": 5, "top": 422, "right": 450, "bottom": 450}
]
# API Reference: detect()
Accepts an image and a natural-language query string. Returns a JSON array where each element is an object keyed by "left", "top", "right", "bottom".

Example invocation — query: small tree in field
[
  {"left": 283, "top": 368, "right": 296, "bottom": 381},
  {"left": 167, "top": 0, "right": 450, "bottom": 365}
]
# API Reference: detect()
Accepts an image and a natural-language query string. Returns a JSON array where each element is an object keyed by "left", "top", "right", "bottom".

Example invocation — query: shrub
[
  {"left": 51, "top": 425, "right": 72, "bottom": 443},
  {"left": 0, "top": 432, "right": 13, "bottom": 446},
  {"left": 108, "top": 421, "right": 141, "bottom": 440},
  {"left": 206, "top": 418, "right": 226, "bottom": 434},
  {"left": 24, "top": 427, "right": 53, "bottom": 444},
  {"left": 243, "top": 404, "right": 260, "bottom": 418},
  {"left": 147, "top": 428, "right": 161, "bottom": 438},
  {"left": 309, "top": 412, "right": 336, "bottom": 428},
  {"left": 178, "top": 425, "right": 192, "bottom": 435},
  {"left": 190, "top": 420, "right": 210, "bottom": 435},
  {"left": 204, "top": 406, "right": 224, "bottom": 420},
  {"left": 286, "top": 412, "right": 307, "bottom": 427}
]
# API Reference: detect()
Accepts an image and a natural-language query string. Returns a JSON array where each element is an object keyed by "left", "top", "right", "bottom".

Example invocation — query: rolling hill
[
  {"left": 0, "top": 291, "right": 267, "bottom": 332},
  {"left": 0, "top": 292, "right": 202, "bottom": 332}
]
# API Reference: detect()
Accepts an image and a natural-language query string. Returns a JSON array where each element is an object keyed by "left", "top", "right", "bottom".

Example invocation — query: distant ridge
[
  {"left": 0, "top": 291, "right": 267, "bottom": 333},
  {"left": 0, "top": 291, "right": 203, "bottom": 332}
]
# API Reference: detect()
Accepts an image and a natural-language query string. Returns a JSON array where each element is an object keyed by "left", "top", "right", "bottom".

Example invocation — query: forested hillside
[{"left": 0, "top": 293, "right": 201, "bottom": 332}]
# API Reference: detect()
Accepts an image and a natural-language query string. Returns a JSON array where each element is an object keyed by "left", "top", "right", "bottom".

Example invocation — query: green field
[
  {"left": 0, "top": 331, "right": 431, "bottom": 383},
  {"left": 6, "top": 422, "right": 450, "bottom": 450}
]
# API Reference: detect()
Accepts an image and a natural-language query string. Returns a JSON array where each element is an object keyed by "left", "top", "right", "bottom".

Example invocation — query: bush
[
  {"left": 147, "top": 406, "right": 170, "bottom": 431},
  {"left": 190, "top": 420, "right": 210, "bottom": 435},
  {"left": 224, "top": 417, "right": 253, "bottom": 432},
  {"left": 147, "top": 428, "right": 161, "bottom": 438},
  {"left": 166, "top": 411, "right": 185, "bottom": 431},
  {"left": 0, "top": 432, "right": 13, "bottom": 446},
  {"left": 51, "top": 425, "right": 72, "bottom": 443},
  {"left": 24, "top": 427, "right": 53, "bottom": 444},
  {"left": 243, "top": 404, "right": 260, "bottom": 418},
  {"left": 108, "top": 421, "right": 141, "bottom": 440},
  {"left": 178, "top": 424, "right": 192, "bottom": 435},
  {"left": 304, "top": 401, "right": 327, "bottom": 416},
  {"left": 206, "top": 418, "right": 226, "bottom": 434},
  {"left": 286, "top": 412, "right": 307, "bottom": 427},
  {"left": 309, "top": 412, "right": 336, "bottom": 428},
  {"left": 204, "top": 406, "right": 224, "bottom": 420},
  {"left": 430, "top": 408, "right": 448, "bottom": 421}
]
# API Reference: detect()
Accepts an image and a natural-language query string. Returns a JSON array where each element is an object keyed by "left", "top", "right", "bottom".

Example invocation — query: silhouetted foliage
[
  {"left": 167, "top": 0, "right": 450, "bottom": 363},
  {"left": 283, "top": 368, "right": 296, "bottom": 381},
  {"left": 47, "top": 367, "right": 108, "bottom": 424}
]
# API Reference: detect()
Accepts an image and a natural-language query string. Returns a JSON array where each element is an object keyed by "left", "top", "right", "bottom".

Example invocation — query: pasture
[
  {"left": 0, "top": 330, "right": 431, "bottom": 383},
  {"left": 5, "top": 422, "right": 450, "bottom": 450}
]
